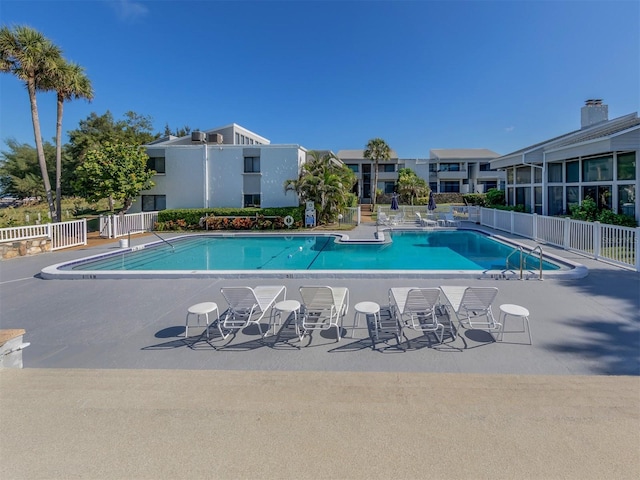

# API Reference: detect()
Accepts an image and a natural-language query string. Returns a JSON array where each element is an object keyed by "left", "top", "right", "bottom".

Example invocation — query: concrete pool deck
[{"left": 1, "top": 222, "right": 639, "bottom": 478}]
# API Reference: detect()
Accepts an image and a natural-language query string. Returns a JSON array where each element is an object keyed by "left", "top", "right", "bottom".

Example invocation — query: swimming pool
[{"left": 42, "top": 230, "right": 586, "bottom": 279}]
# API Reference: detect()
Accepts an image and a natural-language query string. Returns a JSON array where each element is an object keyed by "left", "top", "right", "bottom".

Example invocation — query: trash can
[{"left": 119, "top": 239, "right": 129, "bottom": 248}]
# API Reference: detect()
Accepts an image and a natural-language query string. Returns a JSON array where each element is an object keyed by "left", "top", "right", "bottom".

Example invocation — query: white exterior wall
[
  {"left": 131, "top": 144, "right": 304, "bottom": 212},
  {"left": 258, "top": 147, "right": 305, "bottom": 207},
  {"left": 209, "top": 147, "right": 245, "bottom": 207}
]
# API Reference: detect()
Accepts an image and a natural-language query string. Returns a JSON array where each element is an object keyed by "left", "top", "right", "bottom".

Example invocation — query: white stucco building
[
  {"left": 491, "top": 101, "right": 639, "bottom": 222},
  {"left": 129, "top": 124, "right": 306, "bottom": 212},
  {"left": 401, "top": 149, "right": 504, "bottom": 194},
  {"left": 337, "top": 149, "right": 401, "bottom": 203}
]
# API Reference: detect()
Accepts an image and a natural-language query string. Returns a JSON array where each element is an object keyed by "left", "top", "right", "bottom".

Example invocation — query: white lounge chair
[
  {"left": 377, "top": 211, "right": 391, "bottom": 226},
  {"left": 440, "top": 286, "right": 501, "bottom": 337},
  {"left": 298, "top": 286, "right": 350, "bottom": 342},
  {"left": 219, "top": 286, "right": 286, "bottom": 339},
  {"left": 389, "top": 287, "right": 448, "bottom": 343},
  {"left": 442, "top": 212, "right": 461, "bottom": 227},
  {"left": 415, "top": 212, "right": 437, "bottom": 227}
]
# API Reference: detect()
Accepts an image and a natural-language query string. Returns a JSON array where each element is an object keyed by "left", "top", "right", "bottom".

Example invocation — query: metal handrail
[
  {"left": 522, "top": 246, "right": 543, "bottom": 280},
  {"left": 505, "top": 246, "right": 523, "bottom": 271},
  {"left": 128, "top": 229, "right": 175, "bottom": 252}
]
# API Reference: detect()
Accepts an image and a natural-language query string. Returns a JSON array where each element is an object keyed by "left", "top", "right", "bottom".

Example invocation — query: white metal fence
[
  {"left": 477, "top": 207, "right": 639, "bottom": 271},
  {"left": 0, "top": 219, "right": 87, "bottom": 251},
  {"left": 341, "top": 206, "right": 360, "bottom": 226},
  {"left": 99, "top": 212, "right": 158, "bottom": 238}
]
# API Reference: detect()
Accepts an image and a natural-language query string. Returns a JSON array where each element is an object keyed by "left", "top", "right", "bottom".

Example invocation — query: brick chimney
[{"left": 581, "top": 99, "right": 608, "bottom": 128}]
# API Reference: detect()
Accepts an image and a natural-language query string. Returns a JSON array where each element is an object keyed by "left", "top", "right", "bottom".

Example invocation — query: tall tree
[
  {"left": 0, "top": 25, "right": 63, "bottom": 219},
  {"left": 41, "top": 58, "right": 93, "bottom": 221},
  {"left": 0, "top": 139, "right": 57, "bottom": 198},
  {"left": 363, "top": 138, "right": 391, "bottom": 208},
  {"left": 67, "top": 110, "right": 157, "bottom": 164},
  {"left": 73, "top": 141, "right": 154, "bottom": 213},
  {"left": 162, "top": 123, "right": 192, "bottom": 137},
  {"left": 397, "top": 168, "right": 427, "bottom": 205},
  {"left": 284, "top": 151, "right": 356, "bottom": 224}
]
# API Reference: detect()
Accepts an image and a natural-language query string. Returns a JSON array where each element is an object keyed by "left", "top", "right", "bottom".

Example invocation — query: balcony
[{"left": 437, "top": 170, "right": 467, "bottom": 180}]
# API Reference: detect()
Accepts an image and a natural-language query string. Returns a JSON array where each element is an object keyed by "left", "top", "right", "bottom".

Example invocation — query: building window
[
  {"left": 507, "top": 168, "right": 514, "bottom": 184},
  {"left": 429, "top": 182, "right": 437, "bottom": 192},
  {"left": 515, "top": 187, "right": 531, "bottom": 212},
  {"left": 548, "top": 163, "right": 562, "bottom": 183},
  {"left": 244, "top": 156, "right": 260, "bottom": 173},
  {"left": 440, "top": 163, "right": 460, "bottom": 172},
  {"left": 442, "top": 181, "right": 460, "bottom": 192},
  {"left": 347, "top": 164, "right": 359, "bottom": 173},
  {"left": 429, "top": 163, "right": 437, "bottom": 173},
  {"left": 583, "top": 185, "right": 611, "bottom": 210},
  {"left": 566, "top": 186, "right": 579, "bottom": 215},
  {"left": 515, "top": 166, "right": 531, "bottom": 184},
  {"left": 142, "top": 195, "right": 166, "bottom": 211},
  {"left": 582, "top": 155, "right": 613, "bottom": 182},
  {"left": 479, "top": 162, "right": 491, "bottom": 172},
  {"left": 534, "top": 186, "right": 542, "bottom": 214},
  {"left": 548, "top": 186, "right": 563, "bottom": 215},
  {"left": 618, "top": 184, "right": 635, "bottom": 217},
  {"left": 380, "top": 164, "right": 395, "bottom": 173},
  {"left": 383, "top": 182, "right": 395, "bottom": 194},
  {"left": 235, "top": 133, "right": 240, "bottom": 144},
  {"left": 617, "top": 152, "right": 636, "bottom": 180},
  {"left": 566, "top": 160, "right": 579, "bottom": 183},
  {"left": 243, "top": 194, "right": 260, "bottom": 207},
  {"left": 146, "top": 157, "right": 165, "bottom": 174},
  {"left": 480, "top": 181, "right": 497, "bottom": 191},
  {"left": 534, "top": 166, "right": 542, "bottom": 183}
]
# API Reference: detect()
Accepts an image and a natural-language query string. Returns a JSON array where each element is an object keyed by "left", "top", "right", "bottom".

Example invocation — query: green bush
[
  {"left": 569, "top": 197, "right": 637, "bottom": 226},
  {"left": 462, "top": 193, "right": 487, "bottom": 207},
  {"left": 155, "top": 207, "right": 304, "bottom": 231},
  {"left": 485, "top": 188, "right": 505, "bottom": 206}
]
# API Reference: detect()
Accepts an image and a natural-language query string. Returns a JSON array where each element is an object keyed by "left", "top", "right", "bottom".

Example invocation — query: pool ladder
[{"left": 505, "top": 246, "right": 543, "bottom": 280}]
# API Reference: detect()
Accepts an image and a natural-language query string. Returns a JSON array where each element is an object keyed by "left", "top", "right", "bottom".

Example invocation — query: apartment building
[{"left": 491, "top": 101, "right": 639, "bottom": 221}]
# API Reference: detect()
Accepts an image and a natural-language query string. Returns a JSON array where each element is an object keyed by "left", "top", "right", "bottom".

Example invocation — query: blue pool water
[{"left": 64, "top": 231, "right": 561, "bottom": 272}]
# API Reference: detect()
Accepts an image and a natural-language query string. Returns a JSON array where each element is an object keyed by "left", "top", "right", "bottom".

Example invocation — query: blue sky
[{"left": 1, "top": 0, "right": 638, "bottom": 158}]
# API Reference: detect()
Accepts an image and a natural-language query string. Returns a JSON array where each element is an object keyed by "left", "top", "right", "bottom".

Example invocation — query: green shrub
[
  {"left": 462, "top": 193, "right": 487, "bottom": 207},
  {"left": 569, "top": 197, "right": 637, "bottom": 226},
  {"left": 485, "top": 188, "right": 505, "bottom": 206},
  {"left": 155, "top": 207, "right": 303, "bottom": 231}
]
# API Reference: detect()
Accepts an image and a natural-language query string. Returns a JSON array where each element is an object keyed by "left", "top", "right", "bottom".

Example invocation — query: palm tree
[
  {"left": 43, "top": 58, "right": 93, "bottom": 222},
  {"left": 397, "top": 167, "right": 428, "bottom": 205},
  {"left": 363, "top": 138, "right": 391, "bottom": 209},
  {"left": 284, "top": 151, "right": 356, "bottom": 224},
  {"left": 0, "top": 25, "right": 63, "bottom": 220}
]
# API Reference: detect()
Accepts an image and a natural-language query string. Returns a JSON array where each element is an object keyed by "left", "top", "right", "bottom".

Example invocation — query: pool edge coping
[{"left": 40, "top": 228, "right": 589, "bottom": 280}]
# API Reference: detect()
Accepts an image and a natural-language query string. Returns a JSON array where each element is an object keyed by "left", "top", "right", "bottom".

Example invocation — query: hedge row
[{"left": 155, "top": 207, "right": 305, "bottom": 231}]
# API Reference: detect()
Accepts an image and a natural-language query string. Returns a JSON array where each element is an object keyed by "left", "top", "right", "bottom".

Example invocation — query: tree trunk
[
  {"left": 122, "top": 197, "right": 133, "bottom": 213},
  {"left": 27, "top": 77, "right": 55, "bottom": 220},
  {"left": 372, "top": 161, "right": 379, "bottom": 208},
  {"left": 108, "top": 195, "right": 114, "bottom": 212},
  {"left": 55, "top": 94, "right": 64, "bottom": 222}
]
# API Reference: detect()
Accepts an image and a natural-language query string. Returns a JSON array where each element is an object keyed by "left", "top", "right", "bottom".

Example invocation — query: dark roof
[{"left": 498, "top": 113, "right": 639, "bottom": 159}]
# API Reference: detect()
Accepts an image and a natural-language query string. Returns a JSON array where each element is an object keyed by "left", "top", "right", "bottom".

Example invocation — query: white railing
[
  {"left": 341, "top": 206, "right": 360, "bottom": 226},
  {"left": 100, "top": 212, "right": 158, "bottom": 238},
  {"left": 0, "top": 224, "right": 50, "bottom": 242},
  {"left": 0, "top": 219, "right": 87, "bottom": 251},
  {"left": 479, "top": 207, "right": 639, "bottom": 271},
  {"left": 49, "top": 219, "right": 87, "bottom": 250}
]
